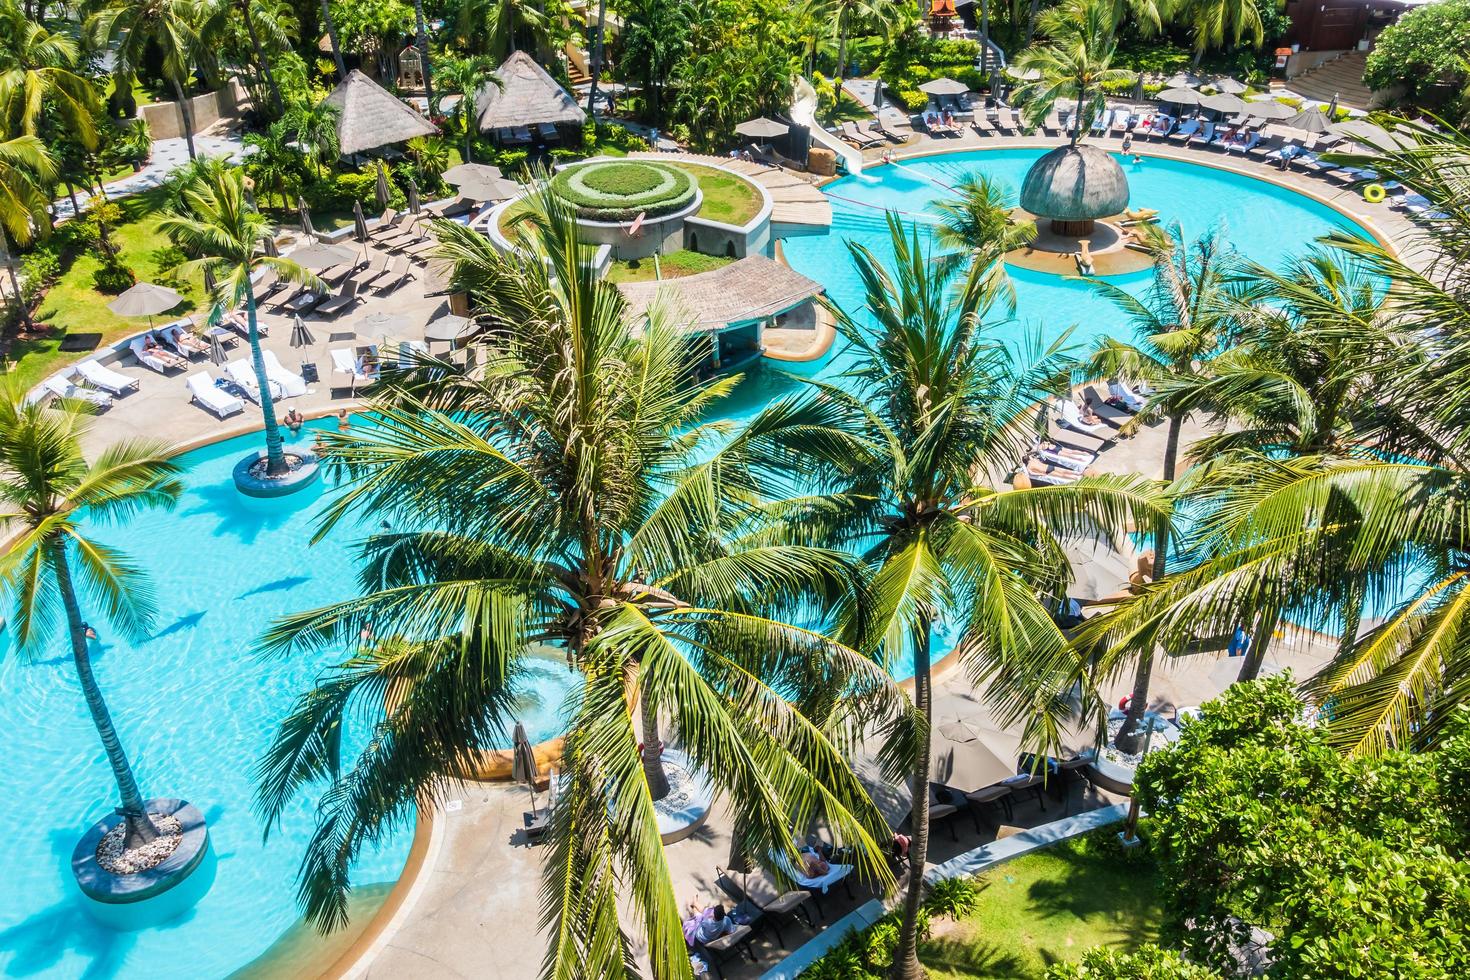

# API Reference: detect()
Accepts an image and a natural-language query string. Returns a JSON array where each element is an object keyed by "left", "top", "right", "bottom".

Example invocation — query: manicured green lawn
[
  {"left": 16, "top": 188, "right": 206, "bottom": 390},
  {"left": 604, "top": 249, "right": 733, "bottom": 284},
  {"left": 920, "top": 834, "right": 1163, "bottom": 978},
  {"left": 666, "top": 163, "right": 763, "bottom": 226}
]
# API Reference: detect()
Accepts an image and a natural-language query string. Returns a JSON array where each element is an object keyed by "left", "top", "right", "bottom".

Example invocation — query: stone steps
[{"left": 1289, "top": 51, "right": 1375, "bottom": 110}]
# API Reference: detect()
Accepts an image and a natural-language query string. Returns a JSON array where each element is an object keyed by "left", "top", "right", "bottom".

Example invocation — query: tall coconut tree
[
  {"left": 1012, "top": 0, "right": 1133, "bottom": 141},
  {"left": 0, "top": 389, "right": 185, "bottom": 849},
  {"left": 0, "top": 133, "right": 55, "bottom": 330},
  {"left": 254, "top": 192, "right": 907, "bottom": 965},
  {"left": 1173, "top": 0, "right": 1266, "bottom": 67},
  {"left": 819, "top": 0, "right": 899, "bottom": 100},
  {"left": 88, "top": 0, "right": 210, "bottom": 160},
  {"left": 432, "top": 56, "right": 498, "bottom": 164},
  {"left": 0, "top": 2, "right": 102, "bottom": 148},
  {"left": 1082, "top": 222, "right": 1233, "bottom": 750},
  {"left": 775, "top": 214, "right": 1169, "bottom": 980},
  {"left": 158, "top": 166, "right": 319, "bottom": 477}
]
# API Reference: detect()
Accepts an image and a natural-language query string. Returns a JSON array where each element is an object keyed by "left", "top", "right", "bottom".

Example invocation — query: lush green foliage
[
  {"left": 548, "top": 160, "right": 695, "bottom": 219},
  {"left": 1364, "top": 0, "right": 1470, "bottom": 108},
  {"left": 1137, "top": 675, "right": 1470, "bottom": 976},
  {"left": 1047, "top": 945, "right": 1223, "bottom": 979}
]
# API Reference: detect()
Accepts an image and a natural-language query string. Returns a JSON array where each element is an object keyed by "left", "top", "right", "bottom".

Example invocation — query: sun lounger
[
  {"left": 286, "top": 285, "right": 330, "bottom": 314},
  {"left": 130, "top": 336, "right": 187, "bottom": 374},
  {"left": 219, "top": 310, "right": 267, "bottom": 339},
  {"left": 1112, "top": 112, "right": 1133, "bottom": 136},
  {"left": 1167, "top": 118, "right": 1201, "bottom": 142},
  {"left": 971, "top": 112, "right": 994, "bottom": 137},
  {"left": 1224, "top": 131, "right": 1262, "bottom": 154},
  {"left": 156, "top": 322, "right": 210, "bottom": 358},
  {"left": 250, "top": 270, "right": 280, "bottom": 303},
  {"left": 537, "top": 122, "right": 558, "bottom": 141},
  {"left": 840, "top": 121, "right": 884, "bottom": 148},
  {"left": 1058, "top": 398, "right": 1109, "bottom": 436},
  {"left": 1147, "top": 115, "right": 1173, "bottom": 138},
  {"left": 262, "top": 350, "right": 308, "bottom": 397},
  {"left": 1189, "top": 122, "right": 1215, "bottom": 145},
  {"left": 1107, "top": 379, "right": 1147, "bottom": 412},
  {"left": 1023, "top": 460, "right": 1082, "bottom": 486},
  {"left": 1131, "top": 114, "right": 1155, "bottom": 135},
  {"left": 364, "top": 255, "right": 412, "bottom": 293},
  {"left": 272, "top": 283, "right": 307, "bottom": 310},
  {"left": 225, "top": 359, "right": 270, "bottom": 403},
  {"left": 386, "top": 338, "right": 428, "bottom": 370},
  {"left": 1090, "top": 108, "right": 1113, "bottom": 135},
  {"left": 41, "top": 373, "right": 113, "bottom": 409},
  {"left": 186, "top": 371, "right": 245, "bottom": 418},
  {"left": 330, "top": 346, "right": 377, "bottom": 394},
  {"left": 715, "top": 867, "right": 813, "bottom": 943},
  {"left": 314, "top": 279, "right": 360, "bottom": 318},
  {"left": 75, "top": 358, "right": 139, "bottom": 395},
  {"left": 1034, "top": 441, "right": 1096, "bottom": 472},
  {"left": 404, "top": 238, "right": 439, "bottom": 260},
  {"left": 860, "top": 119, "right": 902, "bottom": 144}
]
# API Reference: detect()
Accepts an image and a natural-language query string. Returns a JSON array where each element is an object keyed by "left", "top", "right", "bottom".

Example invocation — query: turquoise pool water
[{"left": 0, "top": 418, "right": 579, "bottom": 979}]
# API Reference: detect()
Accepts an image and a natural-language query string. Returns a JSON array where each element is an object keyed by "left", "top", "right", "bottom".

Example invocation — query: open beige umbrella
[
  {"left": 930, "top": 717, "right": 1015, "bottom": 792},
  {"left": 108, "top": 282, "right": 183, "bottom": 327},
  {"left": 289, "top": 241, "right": 358, "bottom": 271},
  {"left": 456, "top": 175, "right": 522, "bottom": 203},
  {"left": 919, "top": 77, "right": 969, "bottom": 96},
  {"left": 1199, "top": 93, "right": 1246, "bottom": 116},
  {"left": 734, "top": 116, "right": 789, "bottom": 139},
  {"left": 1245, "top": 101, "right": 1297, "bottom": 122},
  {"left": 1282, "top": 107, "right": 1332, "bottom": 134},
  {"left": 1211, "top": 77, "right": 1247, "bottom": 95},
  {"left": 1157, "top": 87, "right": 1201, "bottom": 107},
  {"left": 443, "top": 162, "right": 504, "bottom": 185}
]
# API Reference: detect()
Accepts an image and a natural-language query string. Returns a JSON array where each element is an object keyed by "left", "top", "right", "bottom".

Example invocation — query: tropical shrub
[
  {"left": 922, "top": 874, "right": 981, "bottom": 918},
  {"left": 1364, "top": 0, "right": 1470, "bottom": 105},
  {"left": 92, "top": 260, "right": 135, "bottom": 294},
  {"left": 1136, "top": 675, "right": 1470, "bottom": 977},
  {"left": 800, "top": 907, "right": 931, "bottom": 979},
  {"left": 1046, "top": 945, "right": 1223, "bottom": 979},
  {"left": 548, "top": 160, "right": 696, "bottom": 219},
  {"left": 18, "top": 250, "right": 60, "bottom": 306}
]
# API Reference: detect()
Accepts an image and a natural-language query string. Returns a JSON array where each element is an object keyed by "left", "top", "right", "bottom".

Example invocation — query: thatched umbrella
[
  {"left": 1020, "top": 144, "right": 1130, "bottom": 237},
  {"left": 375, "top": 161, "right": 392, "bottom": 211},
  {"left": 352, "top": 199, "right": 369, "bottom": 242},
  {"left": 476, "top": 50, "right": 586, "bottom": 134},
  {"left": 297, "top": 195, "right": 315, "bottom": 238},
  {"left": 323, "top": 69, "right": 437, "bottom": 157}
]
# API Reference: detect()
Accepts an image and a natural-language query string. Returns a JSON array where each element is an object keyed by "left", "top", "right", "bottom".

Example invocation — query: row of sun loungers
[{"left": 837, "top": 120, "right": 903, "bottom": 149}]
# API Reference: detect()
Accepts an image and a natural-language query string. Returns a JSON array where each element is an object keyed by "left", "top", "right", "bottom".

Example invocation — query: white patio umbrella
[
  {"left": 733, "top": 116, "right": 790, "bottom": 139},
  {"left": 930, "top": 719, "right": 1015, "bottom": 792},
  {"left": 918, "top": 76, "right": 970, "bottom": 96}
]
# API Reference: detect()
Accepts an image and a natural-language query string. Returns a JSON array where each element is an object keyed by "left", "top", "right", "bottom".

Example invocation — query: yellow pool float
[{"left": 1363, "top": 183, "right": 1386, "bottom": 203}]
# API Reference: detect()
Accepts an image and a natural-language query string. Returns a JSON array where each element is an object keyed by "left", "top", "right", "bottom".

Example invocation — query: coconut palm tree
[
  {"left": 0, "top": 2, "right": 102, "bottom": 148},
  {"left": 774, "top": 214, "right": 1169, "bottom": 980},
  {"left": 158, "top": 166, "right": 319, "bottom": 477},
  {"left": 1082, "top": 222, "right": 1233, "bottom": 750},
  {"left": 254, "top": 192, "right": 907, "bottom": 963},
  {"left": 1012, "top": 0, "right": 1134, "bottom": 141},
  {"left": 432, "top": 56, "right": 498, "bottom": 164},
  {"left": 0, "top": 389, "right": 185, "bottom": 849},
  {"left": 1173, "top": 0, "right": 1265, "bottom": 67},
  {"left": 88, "top": 0, "right": 209, "bottom": 161},
  {"left": 932, "top": 173, "right": 1036, "bottom": 306},
  {"left": 280, "top": 99, "right": 339, "bottom": 181},
  {"left": 458, "top": 0, "right": 548, "bottom": 58},
  {"left": 0, "top": 133, "right": 55, "bottom": 329},
  {"left": 819, "top": 0, "right": 899, "bottom": 99}
]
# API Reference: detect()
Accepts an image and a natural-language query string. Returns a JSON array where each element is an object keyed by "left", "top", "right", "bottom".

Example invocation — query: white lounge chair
[
  {"left": 75, "top": 359, "right": 139, "bottom": 395},
  {"left": 262, "top": 350, "right": 308, "bottom": 398},
  {"left": 1108, "top": 380, "right": 1147, "bottom": 411},
  {"left": 1225, "top": 131, "right": 1262, "bottom": 154},
  {"left": 156, "top": 322, "right": 210, "bottom": 358},
  {"left": 187, "top": 372, "right": 245, "bottom": 418},
  {"left": 770, "top": 850, "right": 854, "bottom": 894},
  {"left": 330, "top": 347, "right": 377, "bottom": 395},
  {"left": 129, "top": 336, "right": 183, "bottom": 374},
  {"left": 1034, "top": 443, "right": 1095, "bottom": 472},
  {"left": 1024, "top": 460, "right": 1082, "bottom": 486},
  {"left": 40, "top": 373, "right": 113, "bottom": 409},
  {"left": 1058, "top": 398, "right": 1109, "bottom": 436},
  {"left": 1089, "top": 109, "right": 1114, "bottom": 135},
  {"left": 1167, "top": 118, "right": 1201, "bottom": 142}
]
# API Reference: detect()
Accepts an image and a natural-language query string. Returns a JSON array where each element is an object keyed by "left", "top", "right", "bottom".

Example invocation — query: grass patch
[
  {"left": 12, "top": 188, "right": 206, "bottom": 390},
  {"left": 665, "top": 163, "right": 762, "bottom": 226},
  {"left": 818, "top": 91, "right": 873, "bottom": 127},
  {"left": 604, "top": 249, "right": 733, "bottom": 284},
  {"left": 919, "top": 832, "right": 1163, "bottom": 978}
]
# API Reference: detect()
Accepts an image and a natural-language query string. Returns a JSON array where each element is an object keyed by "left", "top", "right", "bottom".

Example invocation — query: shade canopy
[
  {"left": 108, "top": 282, "right": 183, "bottom": 317},
  {"left": 1211, "top": 77, "right": 1248, "bottom": 95},
  {"left": 1064, "top": 534, "right": 1137, "bottom": 602},
  {"left": 1282, "top": 107, "right": 1332, "bottom": 133},
  {"left": 1163, "top": 72, "right": 1201, "bottom": 88},
  {"left": 323, "top": 69, "right": 437, "bottom": 156},
  {"left": 1020, "top": 144, "right": 1130, "bottom": 222},
  {"left": 734, "top": 116, "right": 789, "bottom": 139},
  {"left": 1199, "top": 93, "right": 1246, "bottom": 115},
  {"left": 918, "top": 76, "right": 969, "bottom": 96},
  {"left": 443, "top": 162, "right": 504, "bottom": 185},
  {"left": 476, "top": 50, "right": 585, "bottom": 132},
  {"left": 289, "top": 242, "right": 358, "bottom": 271},
  {"left": 1330, "top": 118, "right": 1407, "bottom": 149},
  {"left": 930, "top": 719, "right": 1015, "bottom": 792},
  {"left": 424, "top": 313, "right": 476, "bottom": 342},
  {"left": 1156, "top": 87, "right": 1200, "bottom": 106},
  {"left": 357, "top": 311, "right": 412, "bottom": 337},
  {"left": 456, "top": 175, "right": 522, "bottom": 202},
  {"left": 1245, "top": 101, "right": 1297, "bottom": 121}
]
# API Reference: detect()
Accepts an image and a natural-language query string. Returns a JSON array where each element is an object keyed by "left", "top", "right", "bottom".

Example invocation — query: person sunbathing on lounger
[
  {"left": 1076, "top": 395, "right": 1103, "bottom": 426},
  {"left": 143, "top": 335, "right": 187, "bottom": 368},
  {"left": 1026, "top": 457, "right": 1083, "bottom": 481},
  {"left": 1038, "top": 440, "right": 1094, "bottom": 463},
  {"left": 682, "top": 902, "right": 736, "bottom": 947}
]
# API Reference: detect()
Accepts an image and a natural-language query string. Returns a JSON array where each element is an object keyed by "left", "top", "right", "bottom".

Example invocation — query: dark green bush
[
  {"left": 92, "top": 261, "right": 135, "bottom": 294},
  {"left": 923, "top": 874, "right": 982, "bottom": 918},
  {"left": 19, "top": 250, "right": 60, "bottom": 306}
]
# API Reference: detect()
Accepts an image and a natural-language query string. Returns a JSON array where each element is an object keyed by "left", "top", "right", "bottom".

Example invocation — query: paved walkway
[{"left": 51, "top": 131, "right": 253, "bottom": 221}]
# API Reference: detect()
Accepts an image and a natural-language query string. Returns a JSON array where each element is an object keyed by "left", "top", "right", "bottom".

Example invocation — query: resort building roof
[
  {"left": 322, "top": 69, "right": 438, "bottom": 156},
  {"left": 617, "top": 255, "right": 823, "bottom": 332},
  {"left": 475, "top": 51, "right": 587, "bottom": 132}
]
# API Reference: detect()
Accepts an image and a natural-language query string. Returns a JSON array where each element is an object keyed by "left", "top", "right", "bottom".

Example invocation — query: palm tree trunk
[
  {"left": 587, "top": 0, "right": 607, "bottom": 116},
  {"left": 1117, "top": 411, "right": 1181, "bottom": 753},
  {"left": 413, "top": 0, "right": 434, "bottom": 104},
  {"left": 51, "top": 539, "right": 160, "bottom": 850},
  {"left": 890, "top": 617, "right": 933, "bottom": 980},
  {"left": 319, "top": 0, "right": 346, "bottom": 80},
  {"left": 169, "top": 74, "right": 198, "bottom": 161},
  {"left": 980, "top": 0, "right": 991, "bottom": 71},
  {"left": 463, "top": 107, "right": 474, "bottom": 163},
  {"left": 0, "top": 224, "right": 31, "bottom": 331},
  {"left": 835, "top": 20, "right": 848, "bottom": 99},
  {"left": 1235, "top": 607, "right": 1281, "bottom": 682},
  {"left": 639, "top": 683, "right": 671, "bottom": 801},
  {"left": 245, "top": 287, "right": 288, "bottom": 475},
  {"left": 241, "top": 0, "right": 283, "bottom": 116},
  {"left": 1024, "top": 0, "right": 1040, "bottom": 45}
]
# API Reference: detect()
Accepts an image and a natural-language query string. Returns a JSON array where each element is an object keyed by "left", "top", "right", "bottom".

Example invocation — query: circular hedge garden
[{"left": 549, "top": 161, "right": 697, "bottom": 221}]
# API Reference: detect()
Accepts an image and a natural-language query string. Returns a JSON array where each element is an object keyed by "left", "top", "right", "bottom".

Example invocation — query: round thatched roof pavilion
[{"left": 1019, "top": 144, "right": 1130, "bottom": 236}]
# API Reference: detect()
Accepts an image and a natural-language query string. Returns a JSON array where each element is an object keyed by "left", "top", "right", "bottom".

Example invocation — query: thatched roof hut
[
  {"left": 323, "top": 69, "right": 437, "bottom": 156},
  {"left": 475, "top": 51, "right": 586, "bottom": 133},
  {"left": 1020, "top": 144, "right": 1129, "bottom": 235}
]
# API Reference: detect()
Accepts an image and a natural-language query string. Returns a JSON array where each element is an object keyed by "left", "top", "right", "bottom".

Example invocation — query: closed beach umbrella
[
  {"left": 1156, "top": 87, "right": 1200, "bottom": 107},
  {"left": 443, "top": 162, "right": 504, "bottom": 185},
  {"left": 352, "top": 199, "right": 369, "bottom": 242},
  {"left": 1132, "top": 74, "right": 1145, "bottom": 101},
  {"left": 407, "top": 177, "right": 421, "bottom": 214},
  {"left": 734, "top": 116, "right": 790, "bottom": 139},
  {"left": 108, "top": 281, "right": 183, "bottom": 328},
  {"left": 208, "top": 331, "right": 227, "bottom": 366},
  {"left": 289, "top": 241, "right": 358, "bottom": 270},
  {"left": 297, "top": 195, "right": 315, "bottom": 238},
  {"left": 260, "top": 234, "right": 279, "bottom": 257},
  {"left": 512, "top": 721, "right": 540, "bottom": 814},
  {"left": 202, "top": 266, "right": 216, "bottom": 297},
  {"left": 918, "top": 76, "right": 969, "bottom": 96},
  {"left": 289, "top": 315, "right": 315, "bottom": 348},
  {"left": 1326, "top": 93, "right": 1339, "bottom": 119},
  {"left": 375, "top": 160, "right": 392, "bottom": 211}
]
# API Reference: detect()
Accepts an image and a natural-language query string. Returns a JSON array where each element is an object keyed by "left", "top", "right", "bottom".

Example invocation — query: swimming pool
[{"left": 0, "top": 418, "right": 579, "bottom": 979}]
